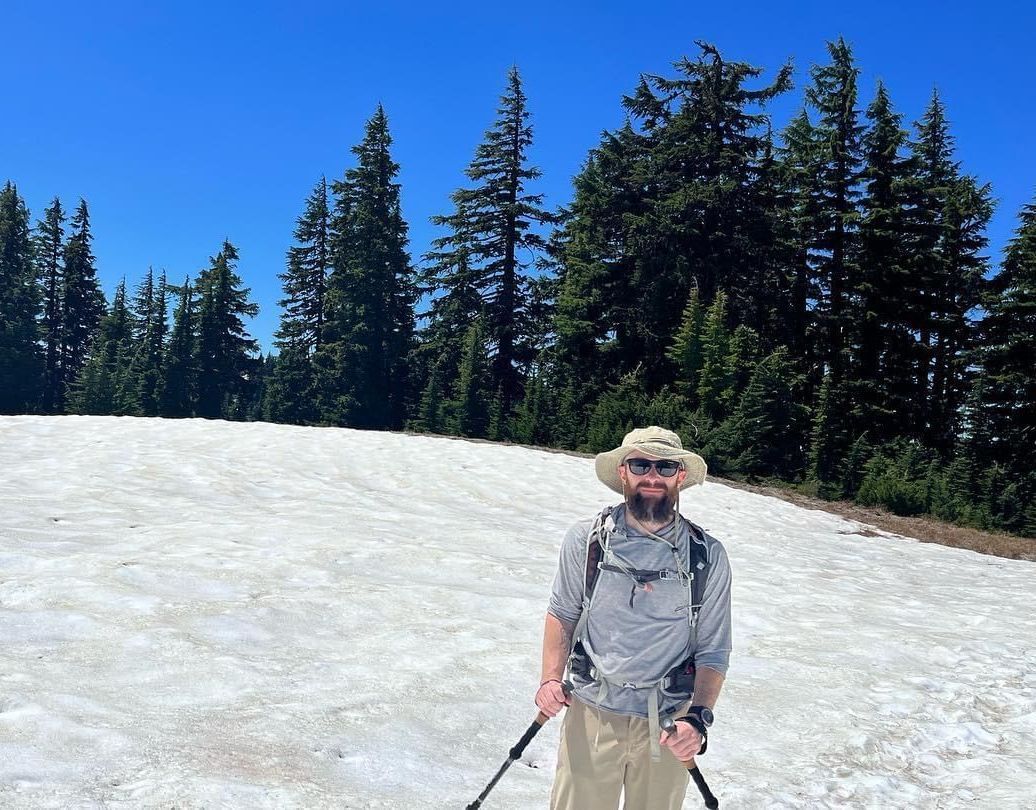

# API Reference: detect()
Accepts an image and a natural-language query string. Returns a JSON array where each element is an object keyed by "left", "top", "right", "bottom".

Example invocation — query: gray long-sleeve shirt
[{"left": 548, "top": 504, "right": 732, "bottom": 718}]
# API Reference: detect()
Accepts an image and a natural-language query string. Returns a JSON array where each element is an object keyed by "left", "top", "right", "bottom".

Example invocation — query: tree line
[{"left": 1, "top": 42, "right": 1033, "bottom": 536}]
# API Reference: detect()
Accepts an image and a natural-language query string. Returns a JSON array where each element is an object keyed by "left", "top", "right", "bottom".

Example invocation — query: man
[{"left": 536, "top": 426, "right": 732, "bottom": 810}]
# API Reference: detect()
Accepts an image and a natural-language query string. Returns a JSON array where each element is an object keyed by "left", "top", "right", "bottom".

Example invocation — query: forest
[{"left": 2, "top": 40, "right": 1033, "bottom": 536}]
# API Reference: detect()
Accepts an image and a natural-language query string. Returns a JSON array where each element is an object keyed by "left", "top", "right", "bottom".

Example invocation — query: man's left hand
[{"left": 659, "top": 720, "right": 703, "bottom": 762}]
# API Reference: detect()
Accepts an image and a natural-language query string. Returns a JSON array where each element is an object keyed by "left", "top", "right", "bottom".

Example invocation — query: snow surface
[{"left": 1, "top": 415, "right": 1034, "bottom": 809}]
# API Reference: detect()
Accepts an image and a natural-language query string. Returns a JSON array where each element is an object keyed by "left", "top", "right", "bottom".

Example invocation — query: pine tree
[
  {"left": 314, "top": 106, "right": 416, "bottom": 429},
  {"left": 425, "top": 67, "right": 553, "bottom": 417},
  {"left": 34, "top": 197, "right": 65, "bottom": 412},
  {"left": 160, "top": 277, "right": 196, "bottom": 417},
  {"left": 0, "top": 182, "right": 43, "bottom": 413},
  {"left": 61, "top": 199, "right": 106, "bottom": 402},
  {"left": 194, "top": 241, "right": 260, "bottom": 419}
]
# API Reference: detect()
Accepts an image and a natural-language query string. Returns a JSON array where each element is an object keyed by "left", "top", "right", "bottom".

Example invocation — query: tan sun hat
[{"left": 594, "top": 426, "right": 707, "bottom": 494}]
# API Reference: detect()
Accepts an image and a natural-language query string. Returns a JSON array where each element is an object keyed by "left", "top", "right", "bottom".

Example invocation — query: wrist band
[{"left": 539, "top": 678, "right": 562, "bottom": 688}]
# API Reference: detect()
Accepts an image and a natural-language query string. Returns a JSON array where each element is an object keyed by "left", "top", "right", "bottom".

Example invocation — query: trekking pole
[
  {"left": 660, "top": 716, "right": 719, "bottom": 809},
  {"left": 465, "top": 681, "right": 573, "bottom": 809}
]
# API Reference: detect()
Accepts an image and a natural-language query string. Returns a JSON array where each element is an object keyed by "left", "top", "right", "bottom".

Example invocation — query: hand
[
  {"left": 535, "top": 679, "right": 571, "bottom": 718},
  {"left": 659, "top": 719, "right": 704, "bottom": 762}
]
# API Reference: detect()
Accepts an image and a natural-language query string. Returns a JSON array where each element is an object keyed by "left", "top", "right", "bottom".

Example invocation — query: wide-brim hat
[{"left": 594, "top": 426, "right": 707, "bottom": 494}]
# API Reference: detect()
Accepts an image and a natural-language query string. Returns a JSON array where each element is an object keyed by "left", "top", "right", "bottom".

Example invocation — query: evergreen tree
[
  {"left": 667, "top": 286, "right": 706, "bottom": 402},
  {"left": 853, "top": 81, "right": 913, "bottom": 445},
  {"left": 69, "top": 278, "right": 133, "bottom": 414},
  {"left": 268, "top": 177, "right": 331, "bottom": 424},
  {"left": 425, "top": 67, "right": 553, "bottom": 416},
  {"left": 160, "top": 277, "right": 196, "bottom": 417},
  {"left": 279, "top": 176, "right": 331, "bottom": 353},
  {"left": 696, "top": 291, "right": 731, "bottom": 418},
  {"left": 808, "top": 371, "right": 854, "bottom": 497},
  {"left": 34, "top": 197, "right": 66, "bottom": 412},
  {"left": 125, "top": 267, "right": 168, "bottom": 416},
  {"left": 314, "top": 106, "right": 416, "bottom": 429},
  {"left": 61, "top": 199, "right": 106, "bottom": 401},
  {"left": 194, "top": 241, "right": 260, "bottom": 419},
  {"left": 452, "top": 316, "right": 491, "bottom": 438},
  {"left": 804, "top": 38, "right": 865, "bottom": 382},
  {"left": 724, "top": 324, "right": 761, "bottom": 408},
  {"left": 722, "top": 347, "right": 808, "bottom": 479},
  {"left": 963, "top": 195, "right": 1036, "bottom": 534},
  {"left": 0, "top": 182, "right": 43, "bottom": 413},
  {"left": 776, "top": 109, "right": 826, "bottom": 387}
]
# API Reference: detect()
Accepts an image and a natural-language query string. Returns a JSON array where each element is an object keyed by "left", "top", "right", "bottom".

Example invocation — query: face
[{"left": 617, "top": 453, "right": 687, "bottom": 523}]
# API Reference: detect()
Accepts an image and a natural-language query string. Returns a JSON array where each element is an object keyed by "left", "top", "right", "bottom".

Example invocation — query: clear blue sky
[{"left": 5, "top": 1, "right": 1034, "bottom": 353}]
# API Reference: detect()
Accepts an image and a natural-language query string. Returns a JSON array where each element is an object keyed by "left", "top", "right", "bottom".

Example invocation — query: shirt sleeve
[
  {"left": 692, "top": 534, "right": 733, "bottom": 674},
  {"left": 547, "top": 520, "right": 591, "bottom": 626}
]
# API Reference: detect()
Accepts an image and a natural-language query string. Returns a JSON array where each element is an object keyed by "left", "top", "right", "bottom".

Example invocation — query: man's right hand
[{"left": 535, "top": 679, "right": 571, "bottom": 717}]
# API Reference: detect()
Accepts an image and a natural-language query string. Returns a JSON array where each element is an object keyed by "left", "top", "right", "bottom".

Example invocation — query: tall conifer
[
  {"left": 34, "top": 197, "right": 65, "bottom": 412},
  {"left": 314, "top": 106, "right": 415, "bottom": 428},
  {"left": 0, "top": 182, "right": 42, "bottom": 413},
  {"left": 194, "top": 241, "right": 260, "bottom": 419},
  {"left": 425, "top": 67, "right": 553, "bottom": 416},
  {"left": 61, "top": 199, "right": 106, "bottom": 401}
]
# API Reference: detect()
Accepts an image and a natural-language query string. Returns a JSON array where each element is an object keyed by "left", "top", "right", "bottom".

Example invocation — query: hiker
[{"left": 536, "top": 426, "right": 732, "bottom": 810}]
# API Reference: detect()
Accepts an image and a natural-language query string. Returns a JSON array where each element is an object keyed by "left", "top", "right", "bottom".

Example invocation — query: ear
[
  {"left": 617, "top": 462, "right": 629, "bottom": 488},
  {"left": 675, "top": 466, "right": 687, "bottom": 486}
]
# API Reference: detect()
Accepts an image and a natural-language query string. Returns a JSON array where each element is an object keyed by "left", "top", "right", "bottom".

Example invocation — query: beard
[{"left": 625, "top": 485, "right": 677, "bottom": 523}]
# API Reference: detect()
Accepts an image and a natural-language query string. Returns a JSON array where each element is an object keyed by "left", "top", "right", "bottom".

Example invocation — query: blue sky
[{"left": 4, "top": 1, "right": 1034, "bottom": 353}]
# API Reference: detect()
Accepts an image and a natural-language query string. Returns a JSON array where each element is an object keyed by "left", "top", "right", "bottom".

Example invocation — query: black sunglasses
[{"left": 624, "top": 458, "right": 683, "bottom": 477}]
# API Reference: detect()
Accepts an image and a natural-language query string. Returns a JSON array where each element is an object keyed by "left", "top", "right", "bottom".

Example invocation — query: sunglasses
[{"left": 624, "top": 458, "right": 683, "bottom": 477}]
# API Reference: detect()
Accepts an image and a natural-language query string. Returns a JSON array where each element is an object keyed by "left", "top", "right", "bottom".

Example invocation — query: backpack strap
[{"left": 685, "top": 519, "right": 710, "bottom": 631}]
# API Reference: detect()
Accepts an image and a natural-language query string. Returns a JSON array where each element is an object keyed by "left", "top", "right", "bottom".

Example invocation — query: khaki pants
[{"left": 549, "top": 697, "right": 690, "bottom": 810}]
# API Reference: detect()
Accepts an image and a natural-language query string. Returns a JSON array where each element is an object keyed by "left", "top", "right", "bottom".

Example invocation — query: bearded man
[{"left": 536, "top": 427, "right": 733, "bottom": 810}]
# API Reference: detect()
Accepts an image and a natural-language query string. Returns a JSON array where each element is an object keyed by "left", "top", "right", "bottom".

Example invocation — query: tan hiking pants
[{"left": 549, "top": 697, "right": 690, "bottom": 810}]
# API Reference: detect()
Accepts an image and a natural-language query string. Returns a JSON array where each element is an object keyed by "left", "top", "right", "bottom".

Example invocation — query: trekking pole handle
[{"left": 660, "top": 717, "right": 719, "bottom": 809}]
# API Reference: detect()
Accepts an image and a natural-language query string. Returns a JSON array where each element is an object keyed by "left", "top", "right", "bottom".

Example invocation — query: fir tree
[
  {"left": 807, "top": 371, "right": 854, "bottom": 497},
  {"left": 696, "top": 291, "right": 731, "bottom": 418},
  {"left": 452, "top": 316, "right": 491, "bottom": 438},
  {"left": 126, "top": 267, "right": 168, "bottom": 416},
  {"left": 0, "top": 182, "right": 43, "bottom": 413},
  {"left": 194, "top": 241, "right": 260, "bottom": 419},
  {"left": 69, "top": 279, "right": 133, "bottom": 414},
  {"left": 61, "top": 199, "right": 106, "bottom": 401},
  {"left": 278, "top": 176, "right": 330, "bottom": 353},
  {"left": 268, "top": 177, "right": 331, "bottom": 424},
  {"left": 34, "top": 197, "right": 66, "bottom": 412},
  {"left": 853, "top": 81, "right": 913, "bottom": 445},
  {"left": 805, "top": 38, "right": 865, "bottom": 382},
  {"left": 964, "top": 195, "right": 1036, "bottom": 534},
  {"left": 722, "top": 347, "right": 808, "bottom": 479},
  {"left": 314, "top": 106, "right": 416, "bottom": 429},
  {"left": 425, "top": 67, "right": 553, "bottom": 416},
  {"left": 160, "top": 277, "right": 196, "bottom": 417},
  {"left": 667, "top": 285, "right": 706, "bottom": 402}
]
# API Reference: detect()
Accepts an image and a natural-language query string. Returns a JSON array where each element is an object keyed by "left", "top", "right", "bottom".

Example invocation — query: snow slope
[{"left": 1, "top": 416, "right": 1034, "bottom": 809}]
